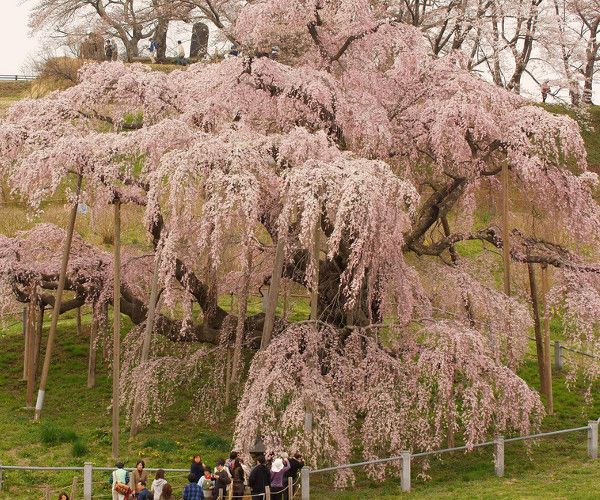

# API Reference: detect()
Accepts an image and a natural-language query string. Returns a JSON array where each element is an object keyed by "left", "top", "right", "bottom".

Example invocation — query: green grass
[{"left": 1, "top": 314, "right": 600, "bottom": 498}]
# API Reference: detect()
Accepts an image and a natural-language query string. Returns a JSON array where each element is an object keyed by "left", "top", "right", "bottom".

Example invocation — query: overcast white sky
[{"left": 0, "top": 1, "right": 40, "bottom": 75}]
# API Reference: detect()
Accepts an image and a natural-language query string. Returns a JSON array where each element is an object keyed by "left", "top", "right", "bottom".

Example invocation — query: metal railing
[
  {"left": 0, "top": 74, "right": 36, "bottom": 81},
  {"left": 300, "top": 419, "right": 599, "bottom": 498},
  {"left": 526, "top": 336, "right": 600, "bottom": 370}
]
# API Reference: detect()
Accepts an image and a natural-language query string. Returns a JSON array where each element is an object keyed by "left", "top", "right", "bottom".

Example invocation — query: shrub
[
  {"left": 200, "top": 434, "right": 230, "bottom": 451},
  {"left": 72, "top": 439, "right": 88, "bottom": 457},
  {"left": 40, "top": 422, "right": 78, "bottom": 445},
  {"left": 142, "top": 438, "right": 179, "bottom": 453}
]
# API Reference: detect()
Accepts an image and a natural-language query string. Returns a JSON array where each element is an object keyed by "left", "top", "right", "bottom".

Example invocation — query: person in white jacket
[{"left": 151, "top": 469, "right": 168, "bottom": 499}]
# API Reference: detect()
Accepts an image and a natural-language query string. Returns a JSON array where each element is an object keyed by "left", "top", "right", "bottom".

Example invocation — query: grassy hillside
[{"left": 1, "top": 315, "right": 599, "bottom": 499}]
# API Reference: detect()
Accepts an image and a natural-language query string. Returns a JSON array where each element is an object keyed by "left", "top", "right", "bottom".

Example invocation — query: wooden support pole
[
  {"left": 528, "top": 262, "right": 546, "bottom": 394},
  {"left": 310, "top": 217, "right": 320, "bottom": 322},
  {"left": 224, "top": 347, "right": 232, "bottom": 407},
  {"left": 71, "top": 475, "right": 77, "bottom": 500},
  {"left": 130, "top": 252, "right": 161, "bottom": 437},
  {"left": 261, "top": 235, "right": 286, "bottom": 350},
  {"left": 34, "top": 306, "right": 44, "bottom": 374},
  {"left": 112, "top": 200, "right": 121, "bottom": 459},
  {"left": 501, "top": 163, "right": 511, "bottom": 296},
  {"left": 22, "top": 307, "right": 29, "bottom": 381},
  {"left": 87, "top": 313, "right": 98, "bottom": 389},
  {"left": 26, "top": 289, "right": 37, "bottom": 408},
  {"left": 232, "top": 248, "right": 252, "bottom": 384},
  {"left": 76, "top": 306, "right": 82, "bottom": 336},
  {"left": 540, "top": 264, "right": 553, "bottom": 414},
  {"left": 35, "top": 174, "right": 82, "bottom": 421}
]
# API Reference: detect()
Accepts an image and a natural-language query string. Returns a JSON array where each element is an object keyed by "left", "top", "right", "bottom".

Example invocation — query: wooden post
[
  {"left": 71, "top": 475, "right": 77, "bottom": 499},
  {"left": 22, "top": 307, "right": 29, "bottom": 381},
  {"left": 130, "top": 251, "right": 161, "bottom": 437},
  {"left": 26, "top": 290, "right": 37, "bottom": 408},
  {"left": 34, "top": 306, "right": 44, "bottom": 375},
  {"left": 112, "top": 200, "right": 121, "bottom": 459},
  {"left": 218, "top": 488, "right": 224, "bottom": 499},
  {"left": 401, "top": 451, "right": 411, "bottom": 492},
  {"left": 588, "top": 420, "right": 598, "bottom": 459},
  {"left": 554, "top": 340, "right": 563, "bottom": 370},
  {"left": 83, "top": 462, "right": 92, "bottom": 500},
  {"left": 232, "top": 248, "right": 252, "bottom": 383},
  {"left": 44, "top": 484, "right": 51, "bottom": 500},
  {"left": 225, "top": 347, "right": 232, "bottom": 406},
  {"left": 540, "top": 264, "right": 553, "bottom": 414},
  {"left": 76, "top": 306, "right": 82, "bottom": 336},
  {"left": 501, "top": 163, "right": 511, "bottom": 296},
  {"left": 265, "top": 485, "right": 271, "bottom": 500},
  {"left": 288, "top": 476, "right": 294, "bottom": 498},
  {"left": 310, "top": 217, "right": 320, "bottom": 322},
  {"left": 261, "top": 235, "right": 286, "bottom": 350},
  {"left": 87, "top": 314, "right": 98, "bottom": 389},
  {"left": 282, "top": 280, "right": 289, "bottom": 321},
  {"left": 300, "top": 468, "right": 309, "bottom": 500},
  {"left": 494, "top": 436, "right": 505, "bottom": 477},
  {"left": 35, "top": 174, "right": 83, "bottom": 421},
  {"left": 527, "top": 262, "right": 546, "bottom": 394}
]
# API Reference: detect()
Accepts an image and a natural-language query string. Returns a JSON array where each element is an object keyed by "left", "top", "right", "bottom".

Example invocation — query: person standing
[
  {"left": 191, "top": 454, "right": 207, "bottom": 482},
  {"left": 130, "top": 460, "right": 149, "bottom": 495},
  {"left": 248, "top": 455, "right": 270, "bottom": 500},
  {"left": 105, "top": 39, "right": 113, "bottom": 61},
  {"left": 176, "top": 41, "right": 187, "bottom": 65},
  {"left": 151, "top": 469, "right": 168, "bottom": 499},
  {"left": 183, "top": 472, "right": 203, "bottom": 500},
  {"left": 199, "top": 468, "right": 215, "bottom": 499},
  {"left": 110, "top": 461, "right": 131, "bottom": 500},
  {"left": 541, "top": 81, "right": 550, "bottom": 103},
  {"left": 231, "top": 458, "right": 245, "bottom": 498},
  {"left": 111, "top": 38, "right": 119, "bottom": 61},
  {"left": 269, "top": 458, "right": 290, "bottom": 500},
  {"left": 213, "top": 460, "right": 232, "bottom": 499},
  {"left": 149, "top": 39, "right": 158, "bottom": 63}
]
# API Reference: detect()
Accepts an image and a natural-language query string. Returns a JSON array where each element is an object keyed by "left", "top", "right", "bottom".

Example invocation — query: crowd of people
[{"left": 104, "top": 450, "right": 304, "bottom": 500}]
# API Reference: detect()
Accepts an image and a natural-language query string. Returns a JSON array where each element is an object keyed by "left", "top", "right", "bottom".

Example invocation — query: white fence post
[
  {"left": 0, "top": 462, "right": 3, "bottom": 491},
  {"left": 83, "top": 462, "right": 92, "bottom": 500},
  {"left": 588, "top": 421, "right": 598, "bottom": 459},
  {"left": 401, "top": 451, "right": 411, "bottom": 492},
  {"left": 494, "top": 436, "right": 505, "bottom": 477},
  {"left": 301, "top": 467, "right": 310, "bottom": 500},
  {"left": 554, "top": 341, "right": 563, "bottom": 370}
]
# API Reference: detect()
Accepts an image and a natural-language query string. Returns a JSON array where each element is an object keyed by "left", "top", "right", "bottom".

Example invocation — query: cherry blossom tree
[{"left": 2, "top": 0, "right": 600, "bottom": 478}]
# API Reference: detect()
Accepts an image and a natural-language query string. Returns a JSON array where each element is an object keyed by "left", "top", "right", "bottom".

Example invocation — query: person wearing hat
[
  {"left": 110, "top": 461, "right": 131, "bottom": 500},
  {"left": 269, "top": 456, "right": 290, "bottom": 500}
]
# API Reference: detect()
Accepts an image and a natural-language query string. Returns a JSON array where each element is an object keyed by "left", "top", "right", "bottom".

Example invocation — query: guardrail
[
  {"left": 0, "top": 75, "right": 36, "bottom": 81},
  {"left": 300, "top": 419, "right": 599, "bottom": 498}
]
